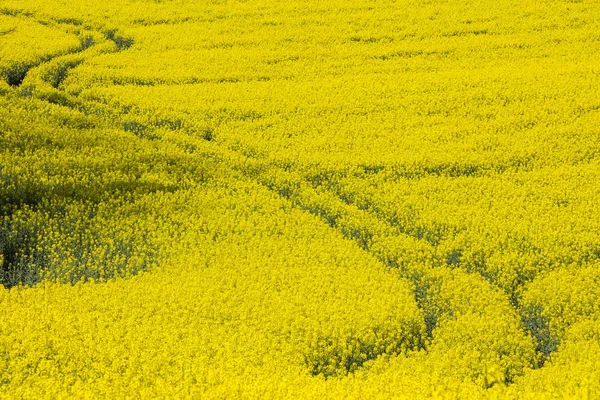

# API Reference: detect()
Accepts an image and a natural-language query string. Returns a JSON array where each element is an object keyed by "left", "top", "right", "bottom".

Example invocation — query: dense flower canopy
[{"left": 1, "top": 0, "right": 599, "bottom": 397}]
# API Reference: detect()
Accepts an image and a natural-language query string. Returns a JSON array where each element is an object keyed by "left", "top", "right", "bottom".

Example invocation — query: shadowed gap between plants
[{"left": 255, "top": 168, "right": 560, "bottom": 377}]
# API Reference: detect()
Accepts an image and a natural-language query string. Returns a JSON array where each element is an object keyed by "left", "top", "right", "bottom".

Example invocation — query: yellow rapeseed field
[{"left": 1, "top": 0, "right": 599, "bottom": 398}]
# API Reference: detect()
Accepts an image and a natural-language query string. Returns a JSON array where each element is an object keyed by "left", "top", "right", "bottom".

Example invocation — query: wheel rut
[{"left": 1, "top": 9, "right": 134, "bottom": 91}]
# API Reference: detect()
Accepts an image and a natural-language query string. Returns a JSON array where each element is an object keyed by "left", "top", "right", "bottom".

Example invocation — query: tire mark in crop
[
  {"left": 303, "top": 168, "right": 561, "bottom": 366},
  {"left": 240, "top": 161, "right": 551, "bottom": 374},
  {"left": 1, "top": 10, "right": 134, "bottom": 89},
  {"left": 307, "top": 170, "right": 459, "bottom": 246}
]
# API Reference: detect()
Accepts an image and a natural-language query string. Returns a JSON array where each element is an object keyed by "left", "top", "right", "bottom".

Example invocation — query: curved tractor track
[{"left": 1, "top": 8, "right": 133, "bottom": 101}]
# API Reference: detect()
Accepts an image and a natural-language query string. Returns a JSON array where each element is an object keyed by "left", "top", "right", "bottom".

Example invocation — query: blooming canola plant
[{"left": 0, "top": 0, "right": 599, "bottom": 398}]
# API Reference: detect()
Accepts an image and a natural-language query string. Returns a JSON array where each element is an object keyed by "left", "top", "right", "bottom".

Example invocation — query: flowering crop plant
[{"left": 1, "top": 0, "right": 600, "bottom": 398}]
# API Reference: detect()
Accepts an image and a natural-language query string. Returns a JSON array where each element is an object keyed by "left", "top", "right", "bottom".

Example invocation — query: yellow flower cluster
[{"left": 1, "top": 0, "right": 599, "bottom": 397}]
